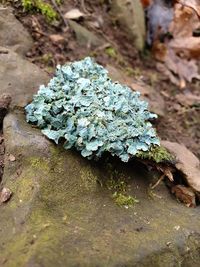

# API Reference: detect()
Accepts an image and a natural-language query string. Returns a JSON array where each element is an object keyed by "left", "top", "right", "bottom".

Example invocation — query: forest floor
[{"left": 10, "top": 0, "right": 200, "bottom": 159}]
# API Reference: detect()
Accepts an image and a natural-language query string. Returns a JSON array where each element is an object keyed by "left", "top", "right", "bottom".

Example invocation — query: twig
[
  {"left": 151, "top": 174, "right": 165, "bottom": 189},
  {"left": 50, "top": 0, "right": 68, "bottom": 28},
  {"left": 80, "top": 0, "right": 90, "bottom": 14},
  {"left": 32, "top": 29, "right": 49, "bottom": 37},
  {"left": 93, "top": 43, "right": 111, "bottom": 53}
]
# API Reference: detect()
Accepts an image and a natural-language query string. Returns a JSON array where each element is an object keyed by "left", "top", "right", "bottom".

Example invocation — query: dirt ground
[{"left": 10, "top": 0, "right": 200, "bottom": 159}]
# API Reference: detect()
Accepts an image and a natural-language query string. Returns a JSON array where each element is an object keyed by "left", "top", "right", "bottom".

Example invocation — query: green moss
[
  {"left": 21, "top": 0, "right": 58, "bottom": 22},
  {"left": 30, "top": 157, "right": 50, "bottom": 173},
  {"left": 104, "top": 166, "right": 138, "bottom": 207},
  {"left": 105, "top": 47, "right": 117, "bottom": 59},
  {"left": 125, "top": 66, "right": 142, "bottom": 77},
  {"left": 80, "top": 167, "right": 98, "bottom": 191},
  {"left": 112, "top": 192, "right": 139, "bottom": 207},
  {"left": 136, "top": 145, "right": 174, "bottom": 163},
  {"left": 106, "top": 177, "right": 127, "bottom": 193}
]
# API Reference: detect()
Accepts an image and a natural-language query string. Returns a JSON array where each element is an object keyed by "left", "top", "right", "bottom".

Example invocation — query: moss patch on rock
[{"left": 136, "top": 145, "right": 174, "bottom": 163}]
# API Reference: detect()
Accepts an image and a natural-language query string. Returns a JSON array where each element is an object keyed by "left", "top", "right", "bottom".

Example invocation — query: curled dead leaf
[
  {"left": 49, "top": 34, "right": 65, "bottom": 43},
  {"left": 161, "top": 141, "right": 200, "bottom": 194},
  {"left": 152, "top": 2, "right": 200, "bottom": 87},
  {"left": 64, "top": 9, "right": 85, "bottom": 20},
  {"left": 171, "top": 185, "right": 196, "bottom": 207},
  {"left": 177, "top": 0, "right": 200, "bottom": 17}
]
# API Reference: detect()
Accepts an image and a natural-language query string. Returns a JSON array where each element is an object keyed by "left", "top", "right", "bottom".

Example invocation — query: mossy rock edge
[{"left": 1, "top": 111, "right": 200, "bottom": 267}]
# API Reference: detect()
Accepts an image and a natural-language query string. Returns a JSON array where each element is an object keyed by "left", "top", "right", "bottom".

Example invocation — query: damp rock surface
[
  {"left": 0, "top": 47, "right": 49, "bottom": 109},
  {"left": 0, "top": 111, "right": 200, "bottom": 267},
  {"left": 0, "top": 7, "right": 33, "bottom": 56}
]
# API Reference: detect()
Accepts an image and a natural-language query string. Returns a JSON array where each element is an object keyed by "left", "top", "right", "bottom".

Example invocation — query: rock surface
[
  {"left": 107, "top": 65, "right": 165, "bottom": 116},
  {"left": 0, "top": 47, "right": 49, "bottom": 109},
  {"left": 0, "top": 111, "right": 200, "bottom": 267},
  {"left": 0, "top": 7, "right": 33, "bottom": 56},
  {"left": 69, "top": 20, "right": 105, "bottom": 48},
  {"left": 111, "top": 0, "right": 145, "bottom": 51}
]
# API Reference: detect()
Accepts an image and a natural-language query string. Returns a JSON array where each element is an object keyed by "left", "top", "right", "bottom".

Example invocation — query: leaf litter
[{"left": 148, "top": 0, "right": 200, "bottom": 88}]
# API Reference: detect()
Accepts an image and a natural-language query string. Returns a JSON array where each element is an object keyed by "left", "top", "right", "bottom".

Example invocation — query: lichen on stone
[{"left": 25, "top": 57, "right": 160, "bottom": 162}]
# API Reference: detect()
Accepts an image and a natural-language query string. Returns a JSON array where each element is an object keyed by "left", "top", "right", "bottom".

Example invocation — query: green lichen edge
[{"left": 136, "top": 145, "right": 174, "bottom": 164}]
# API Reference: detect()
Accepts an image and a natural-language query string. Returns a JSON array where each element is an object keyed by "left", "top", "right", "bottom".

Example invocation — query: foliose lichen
[{"left": 25, "top": 57, "right": 160, "bottom": 162}]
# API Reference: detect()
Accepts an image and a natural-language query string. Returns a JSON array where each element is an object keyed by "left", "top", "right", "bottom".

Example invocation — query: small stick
[
  {"left": 50, "top": 0, "right": 68, "bottom": 28},
  {"left": 81, "top": 0, "right": 90, "bottom": 14},
  {"left": 151, "top": 174, "right": 165, "bottom": 189}
]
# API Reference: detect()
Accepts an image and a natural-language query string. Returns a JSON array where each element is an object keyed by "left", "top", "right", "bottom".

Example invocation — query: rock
[
  {"left": 1, "top": 111, "right": 200, "bottom": 266},
  {"left": 162, "top": 141, "right": 200, "bottom": 193},
  {"left": 107, "top": 65, "right": 165, "bottom": 116},
  {"left": 0, "top": 47, "right": 49, "bottom": 109},
  {"left": 0, "top": 187, "right": 12, "bottom": 203},
  {"left": 69, "top": 20, "right": 104, "bottom": 48},
  {"left": 0, "top": 7, "right": 33, "bottom": 56},
  {"left": 0, "top": 94, "right": 12, "bottom": 124},
  {"left": 111, "top": 0, "right": 145, "bottom": 51}
]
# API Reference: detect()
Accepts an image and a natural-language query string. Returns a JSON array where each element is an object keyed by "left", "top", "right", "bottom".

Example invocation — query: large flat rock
[
  {"left": 0, "top": 47, "right": 49, "bottom": 109},
  {"left": 0, "top": 111, "right": 200, "bottom": 267},
  {"left": 0, "top": 6, "right": 33, "bottom": 56},
  {"left": 111, "top": 0, "right": 145, "bottom": 51}
]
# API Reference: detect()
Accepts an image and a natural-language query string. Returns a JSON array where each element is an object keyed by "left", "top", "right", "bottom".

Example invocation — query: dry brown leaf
[
  {"left": 153, "top": 3, "right": 200, "bottom": 87},
  {"left": 171, "top": 185, "right": 196, "bottom": 207},
  {"left": 64, "top": 9, "right": 85, "bottom": 20},
  {"left": 49, "top": 34, "right": 65, "bottom": 43},
  {"left": 169, "top": 37, "right": 200, "bottom": 58},
  {"left": 177, "top": 0, "right": 200, "bottom": 17},
  {"left": 176, "top": 92, "right": 200, "bottom": 106},
  {"left": 162, "top": 141, "right": 200, "bottom": 194}
]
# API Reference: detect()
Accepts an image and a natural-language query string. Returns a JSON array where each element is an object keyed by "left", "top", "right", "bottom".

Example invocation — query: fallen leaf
[
  {"left": 153, "top": 3, "right": 200, "bottom": 87},
  {"left": 64, "top": 9, "right": 85, "bottom": 20},
  {"left": 176, "top": 92, "right": 200, "bottom": 106},
  {"left": 0, "top": 187, "right": 12, "bottom": 203},
  {"left": 49, "top": 34, "right": 65, "bottom": 43},
  {"left": 8, "top": 154, "right": 16, "bottom": 162},
  {"left": 171, "top": 185, "right": 196, "bottom": 207},
  {"left": 140, "top": 0, "right": 152, "bottom": 8},
  {"left": 161, "top": 141, "right": 200, "bottom": 193},
  {"left": 177, "top": 0, "right": 200, "bottom": 17}
]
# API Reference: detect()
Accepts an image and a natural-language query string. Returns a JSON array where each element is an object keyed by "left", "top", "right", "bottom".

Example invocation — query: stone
[
  {"left": 0, "top": 187, "right": 12, "bottom": 203},
  {"left": 0, "top": 7, "right": 33, "bottom": 56},
  {"left": 162, "top": 141, "right": 200, "bottom": 193},
  {"left": 69, "top": 20, "right": 104, "bottom": 48},
  {"left": 0, "top": 47, "right": 49, "bottom": 109},
  {"left": 1, "top": 111, "right": 200, "bottom": 266},
  {"left": 0, "top": 94, "right": 12, "bottom": 124},
  {"left": 107, "top": 65, "right": 165, "bottom": 116},
  {"left": 111, "top": 0, "right": 145, "bottom": 51}
]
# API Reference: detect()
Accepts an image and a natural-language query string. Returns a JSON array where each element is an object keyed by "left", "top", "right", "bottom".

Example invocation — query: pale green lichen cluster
[{"left": 26, "top": 57, "right": 160, "bottom": 162}]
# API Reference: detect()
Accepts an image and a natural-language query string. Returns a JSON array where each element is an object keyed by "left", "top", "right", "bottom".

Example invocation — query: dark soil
[{"left": 9, "top": 0, "right": 200, "bottom": 159}]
